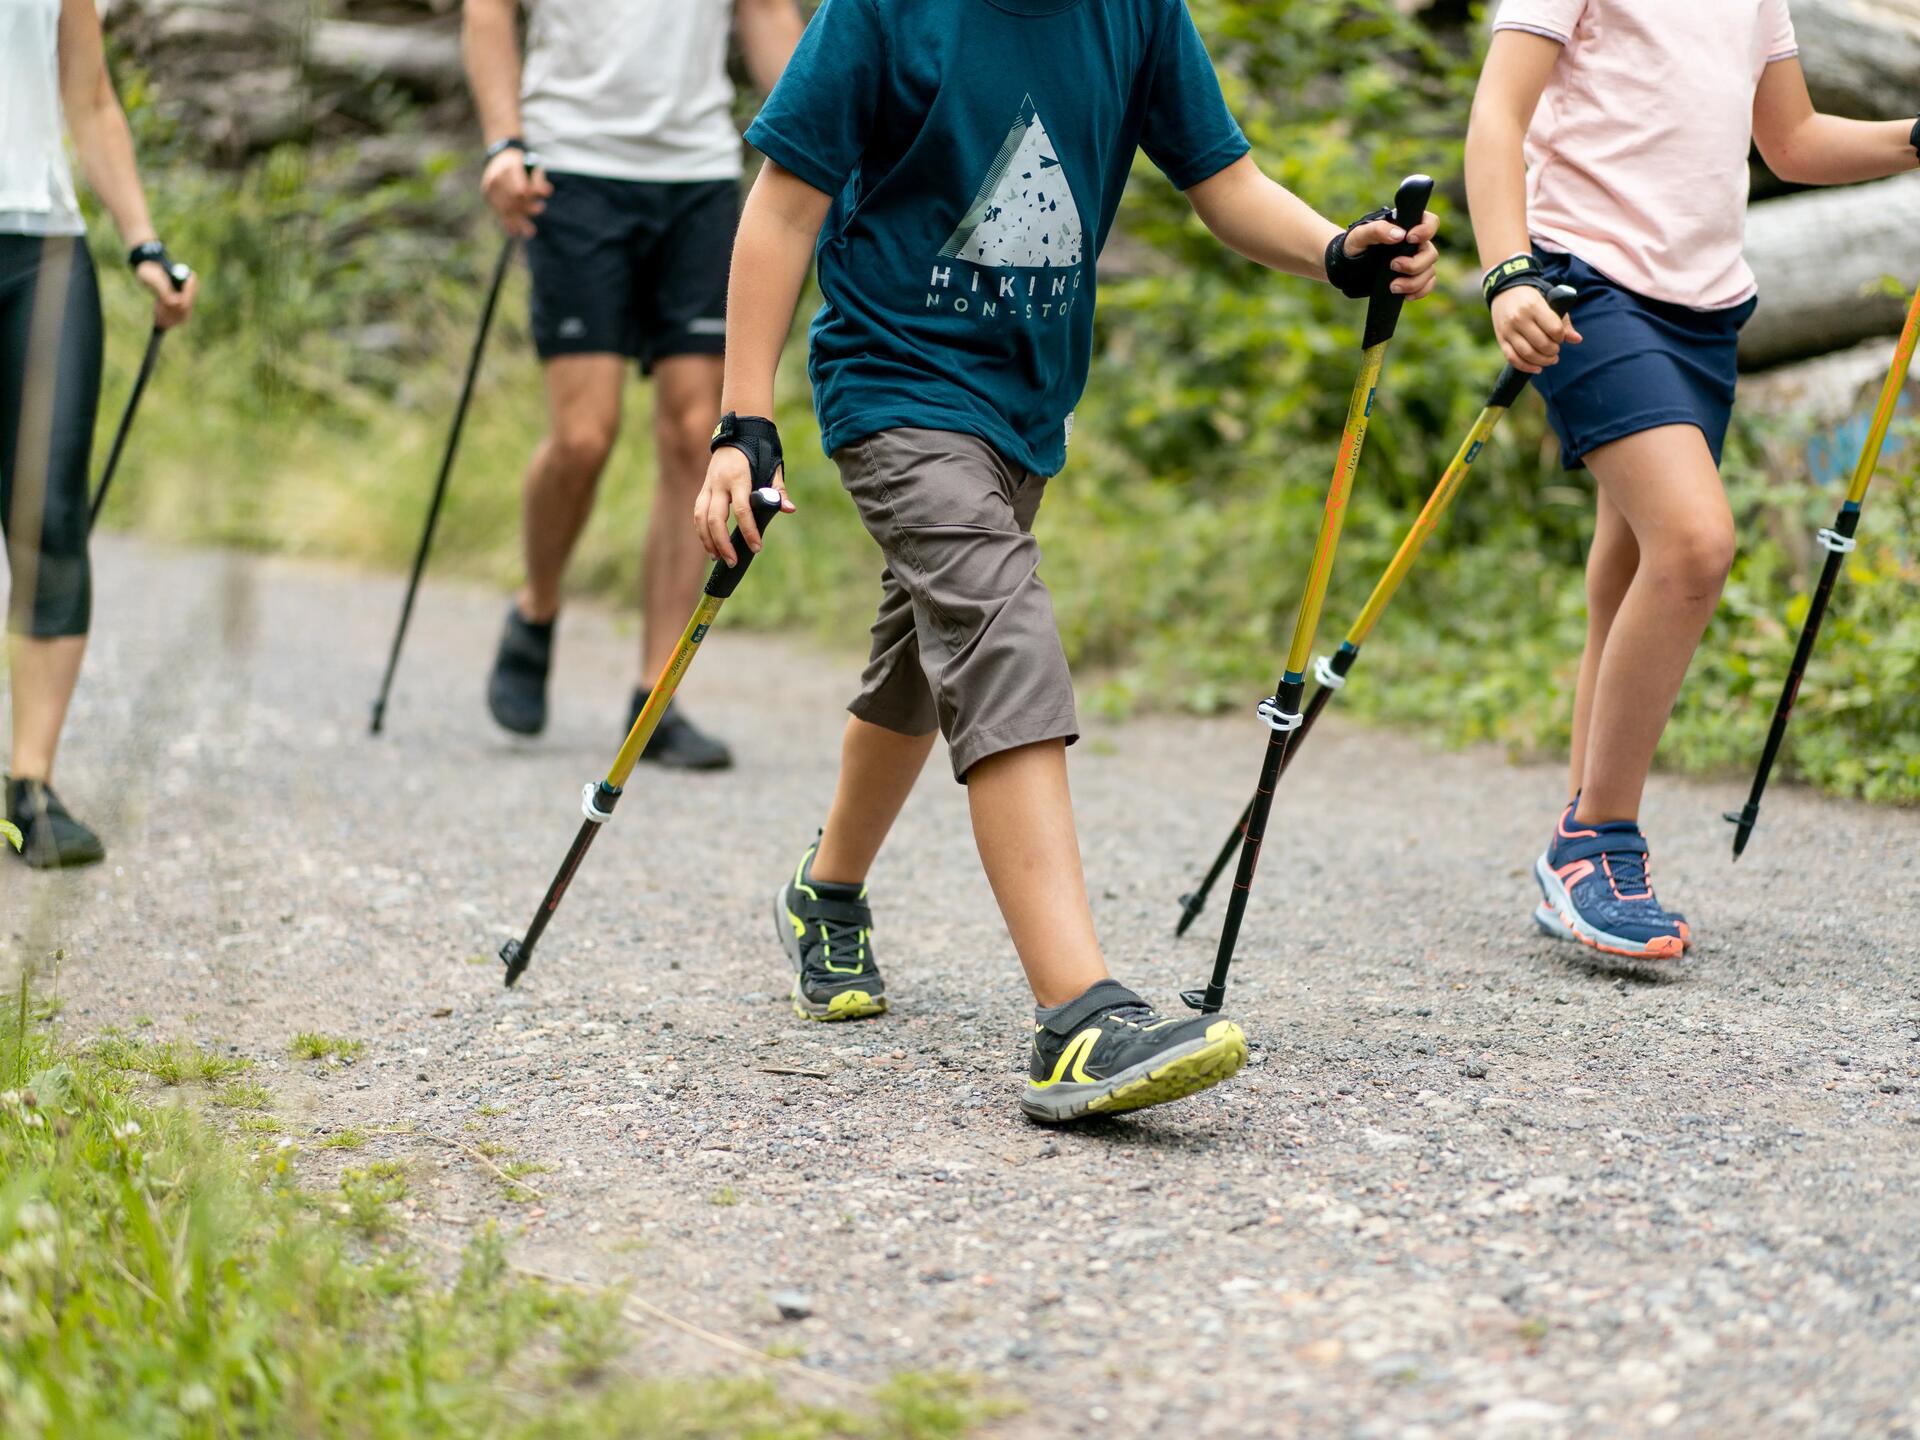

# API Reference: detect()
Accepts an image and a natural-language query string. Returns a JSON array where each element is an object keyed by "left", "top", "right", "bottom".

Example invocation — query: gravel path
[{"left": 6, "top": 536, "right": 1918, "bottom": 1439}]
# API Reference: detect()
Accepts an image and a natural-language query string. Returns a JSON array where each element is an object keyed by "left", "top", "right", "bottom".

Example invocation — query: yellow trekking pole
[
  {"left": 501, "top": 486, "right": 783, "bottom": 987},
  {"left": 1175, "top": 285, "right": 1577, "bottom": 937},
  {"left": 1726, "top": 280, "right": 1920, "bottom": 858},
  {"left": 1180, "top": 174, "right": 1433, "bottom": 1016}
]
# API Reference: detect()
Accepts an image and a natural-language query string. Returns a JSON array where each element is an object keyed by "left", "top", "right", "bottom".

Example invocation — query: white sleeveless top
[{"left": 1, "top": 0, "right": 87, "bottom": 236}]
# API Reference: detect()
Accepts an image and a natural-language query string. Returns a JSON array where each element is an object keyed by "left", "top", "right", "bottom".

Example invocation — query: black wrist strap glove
[
  {"left": 1324, "top": 206, "right": 1394, "bottom": 300},
  {"left": 709, "top": 412, "right": 783, "bottom": 489},
  {"left": 127, "top": 240, "right": 171, "bottom": 275},
  {"left": 1482, "top": 253, "right": 1553, "bottom": 308},
  {"left": 127, "top": 240, "right": 191, "bottom": 290}
]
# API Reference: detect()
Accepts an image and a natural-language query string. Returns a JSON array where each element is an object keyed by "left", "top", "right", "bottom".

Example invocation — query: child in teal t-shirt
[{"left": 698, "top": 0, "right": 1439, "bottom": 1123}]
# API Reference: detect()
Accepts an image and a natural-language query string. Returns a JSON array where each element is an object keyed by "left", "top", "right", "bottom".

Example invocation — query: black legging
[{"left": 1, "top": 233, "right": 102, "bottom": 638}]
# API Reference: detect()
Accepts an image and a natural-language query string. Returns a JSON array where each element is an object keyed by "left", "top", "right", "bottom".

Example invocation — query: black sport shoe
[
  {"left": 1023, "top": 980, "right": 1247, "bottom": 1124},
  {"left": 6, "top": 777, "right": 106, "bottom": 869},
  {"left": 628, "top": 688, "right": 732, "bottom": 771},
  {"left": 487, "top": 606, "right": 554, "bottom": 736},
  {"left": 774, "top": 836, "right": 886, "bottom": 1021}
]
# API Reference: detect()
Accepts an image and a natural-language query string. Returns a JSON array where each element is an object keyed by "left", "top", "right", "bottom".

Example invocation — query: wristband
[
  {"left": 1324, "top": 206, "right": 1394, "bottom": 300},
  {"left": 709, "top": 412, "right": 783, "bottom": 489},
  {"left": 484, "top": 136, "right": 528, "bottom": 163},
  {"left": 1910, "top": 116, "right": 1919, "bottom": 163},
  {"left": 126, "top": 240, "right": 170, "bottom": 275},
  {"left": 1482, "top": 252, "right": 1553, "bottom": 308}
]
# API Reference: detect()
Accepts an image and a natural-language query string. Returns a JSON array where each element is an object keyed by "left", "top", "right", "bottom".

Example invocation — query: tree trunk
[{"left": 1740, "top": 173, "right": 1920, "bottom": 370}]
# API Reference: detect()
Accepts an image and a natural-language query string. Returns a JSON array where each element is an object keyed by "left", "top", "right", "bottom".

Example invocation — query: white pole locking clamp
[
  {"left": 1256, "top": 697, "right": 1303, "bottom": 733},
  {"left": 1312, "top": 655, "right": 1348, "bottom": 690}
]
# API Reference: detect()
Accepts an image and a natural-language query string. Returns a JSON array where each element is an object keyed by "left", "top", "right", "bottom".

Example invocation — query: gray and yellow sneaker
[
  {"left": 774, "top": 837, "right": 887, "bottom": 1021},
  {"left": 1023, "top": 980, "right": 1247, "bottom": 1124}
]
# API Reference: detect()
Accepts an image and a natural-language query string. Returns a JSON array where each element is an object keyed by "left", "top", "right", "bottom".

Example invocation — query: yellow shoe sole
[
  {"left": 791, "top": 982, "right": 887, "bottom": 1022},
  {"left": 1087, "top": 1022, "right": 1248, "bottom": 1115}
]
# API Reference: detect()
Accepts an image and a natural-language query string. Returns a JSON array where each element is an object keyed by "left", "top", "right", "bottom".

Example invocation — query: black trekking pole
[
  {"left": 1725, "top": 281, "right": 1920, "bottom": 858},
  {"left": 1179, "top": 175, "right": 1432, "bottom": 1016},
  {"left": 89, "top": 259, "right": 192, "bottom": 529},
  {"left": 500, "top": 487, "right": 783, "bottom": 988},
  {"left": 367, "top": 235, "right": 516, "bottom": 735},
  {"left": 1175, "top": 284, "right": 1578, "bottom": 936}
]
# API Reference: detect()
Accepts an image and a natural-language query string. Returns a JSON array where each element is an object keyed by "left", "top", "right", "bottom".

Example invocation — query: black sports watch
[
  {"left": 1910, "top": 115, "right": 1920, "bottom": 164},
  {"left": 484, "top": 136, "right": 528, "bottom": 163},
  {"left": 709, "top": 412, "right": 784, "bottom": 489}
]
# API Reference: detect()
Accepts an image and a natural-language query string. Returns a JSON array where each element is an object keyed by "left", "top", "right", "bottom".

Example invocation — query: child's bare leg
[
  {"left": 965, "top": 739, "right": 1110, "bottom": 1007},
  {"left": 810, "top": 716, "right": 938, "bottom": 884},
  {"left": 1576, "top": 424, "right": 1733, "bottom": 823},
  {"left": 1567, "top": 491, "right": 1638, "bottom": 801}
]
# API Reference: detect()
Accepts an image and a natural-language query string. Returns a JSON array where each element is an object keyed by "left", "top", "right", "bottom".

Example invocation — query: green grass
[
  {"left": 210, "top": 1079, "right": 273, "bottom": 1111},
  {"left": 498, "top": 1159, "right": 552, "bottom": 1206},
  {"left": 87, "top": 1030, "right": 252, "bottom": 1086},
  {"left": 708, "top": 1186, "right": 740, "bottom": 1208},
  {"left": 319, "top": 1127, "right": 368, "bottom": 1150},
  {"left": 290, "top": 1032, "right": 365, "bottom": 1062},
  {"left": 0, "top": 984, "right": 985, "bottom": 1437}
]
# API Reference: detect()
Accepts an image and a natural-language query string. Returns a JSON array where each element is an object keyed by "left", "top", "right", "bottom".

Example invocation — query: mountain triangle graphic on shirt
[{"left": 938, "top": 96, "right": 1084, "bottom": 269}]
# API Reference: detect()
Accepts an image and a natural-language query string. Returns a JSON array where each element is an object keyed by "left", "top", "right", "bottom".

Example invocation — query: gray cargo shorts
[{"left": 833, "top": 427, "right": 1079, "bottom": 782}]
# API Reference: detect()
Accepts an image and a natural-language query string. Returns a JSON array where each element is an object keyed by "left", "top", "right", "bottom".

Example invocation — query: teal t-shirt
[{"left": 744, "top": 0, "right": 1249, "bottom": 477}]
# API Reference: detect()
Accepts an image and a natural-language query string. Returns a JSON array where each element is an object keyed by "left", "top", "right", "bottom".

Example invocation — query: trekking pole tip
[
  {"left": 1175, "top": 895, "right": 1200, "bottom": 938},
  {"left": 500, "top": 938, "right": 527, "bottom": 988},
  {"left": 368, "top": 702, "right": 385, "bottom": 737},
  {"left": 1722, "top": 808, "right": 1756, "bottom": 860}
]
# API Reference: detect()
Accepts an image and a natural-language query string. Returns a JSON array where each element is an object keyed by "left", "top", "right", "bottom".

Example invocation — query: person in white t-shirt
[{"left": 463, "top": 0, "right": 803, "bottom": 766}]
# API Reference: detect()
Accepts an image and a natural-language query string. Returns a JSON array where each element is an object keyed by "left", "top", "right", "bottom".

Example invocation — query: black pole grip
[
  {"left": 1487, "top": 284, "right": 1577, "bottom": 409},
  {"left": 165, "top": 262, "right": 192, "bottom": 293},
  {"left": 1360, "top": 174, "right": 1434, "bottom": 350},
  {"left": 703, "top": 487, "right": 784, "bottom": 599}
]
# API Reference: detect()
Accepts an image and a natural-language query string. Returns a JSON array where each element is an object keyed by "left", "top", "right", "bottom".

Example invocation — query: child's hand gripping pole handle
[
  {"left": 1487, "top": 285, "right": 1578, "bottom": 409},
  {"left": 1361, "top": 174, "right": 1435, "bottom": 351},
  {"left": 704, "top": 488, "right": 784, "bottom": 599}
]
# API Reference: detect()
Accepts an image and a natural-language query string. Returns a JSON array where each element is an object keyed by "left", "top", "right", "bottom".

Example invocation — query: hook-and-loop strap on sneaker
[
  {"left": 1534, "top": 808, "right": 1686, "bottom": 961},
  {"left": 1022, "top": 979, "right": 1247, "bottom": 1124}
]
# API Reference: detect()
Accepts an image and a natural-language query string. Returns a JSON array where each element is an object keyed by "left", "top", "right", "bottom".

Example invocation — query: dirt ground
[{"left": 6, "top": 536, "right": 1917, "bottom": 1439}]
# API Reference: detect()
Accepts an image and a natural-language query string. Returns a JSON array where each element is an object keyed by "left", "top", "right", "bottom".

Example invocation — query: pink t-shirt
[{"left": 1492, "top": 0, "right": 1799, "bottom": 309}]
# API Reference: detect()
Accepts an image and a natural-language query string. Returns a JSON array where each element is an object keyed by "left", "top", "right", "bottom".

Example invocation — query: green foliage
[
  {"left": 0, "top": 992, "right": 984, "bottom": 1438},
  {"left": 95, "top": 6, "right": 1918, "bottom": 801}
]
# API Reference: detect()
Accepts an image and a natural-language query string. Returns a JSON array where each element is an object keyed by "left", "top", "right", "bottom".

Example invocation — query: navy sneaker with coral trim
[
  {"left": 1533, "top": 802, "right": 1687, "bottom": 962},
  {"left": 775, "top": 836, "right": 887, "bottom": 1021},
  {"left": 1022, "top": 980, "right": 1247, "bottom": 1124}
]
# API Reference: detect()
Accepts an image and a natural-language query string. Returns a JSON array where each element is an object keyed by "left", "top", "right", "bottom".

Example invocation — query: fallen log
[
  {"left": 1792, "top": 0, "right": 1920, "bottom": 119},
  {"left": 308, "top": 19, "right": 465, "bottom": 93},
  {"left": 1740, "top": 173, "right": 1920, "bottom": 370}
]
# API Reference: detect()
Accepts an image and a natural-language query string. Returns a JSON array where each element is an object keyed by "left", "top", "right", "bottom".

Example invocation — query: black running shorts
[{"left": 525, "top": 172, "right": 736, "bottom": 372}]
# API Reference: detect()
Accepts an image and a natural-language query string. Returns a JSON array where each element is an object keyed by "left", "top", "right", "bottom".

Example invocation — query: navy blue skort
[{"left": 1527, "top": 249, "right": 1756, "bottom": 471}]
